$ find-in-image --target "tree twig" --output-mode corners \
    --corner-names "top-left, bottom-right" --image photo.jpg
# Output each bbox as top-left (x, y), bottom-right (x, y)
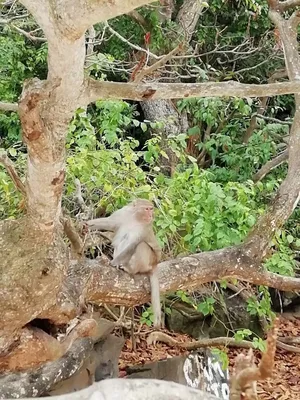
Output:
top-left (133, 43), bottom-right (185, 83)
top-left (0, 151), bottom-right (26, 195)
top-left (253, 149), bottom-right (289, 182)
top-left (0, 101), bottom-right (18, 112)
top-left (11, 23), bottom-right (47, 42)
top-left (147, 331), bottom-right (254, 350)
top-left (104, 21), bottom-right (159, 59)
top-left (61, 215), bottom-right (84, 259)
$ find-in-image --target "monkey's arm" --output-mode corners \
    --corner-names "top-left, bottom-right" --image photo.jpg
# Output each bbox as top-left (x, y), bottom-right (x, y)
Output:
top-left (112, 230), bottom-right (161, 266)
top-left (146, 231), bottom-right (162, 262)
top-left (86, 216), bottom-right (117, 232)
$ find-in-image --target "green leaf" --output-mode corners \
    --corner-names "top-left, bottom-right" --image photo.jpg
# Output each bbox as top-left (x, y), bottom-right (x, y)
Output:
top-left (8, 148), bottom-right (17, 157)
top-left (141, 122), bottom-right (147, 132)
top-left (287, 235), bottom-right (294, 244)
top-left (188, 126), bottom-right (200, 135)
top-left (160, 150), bottom-right (169, 159)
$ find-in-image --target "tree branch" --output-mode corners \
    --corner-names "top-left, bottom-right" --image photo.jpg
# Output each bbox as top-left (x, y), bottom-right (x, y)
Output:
top-left (61, 215), bottom-right (84, 259)
top-left (80, 245), bottom-right (300, 308)
top-left (56, 0), bottom-right (154, 39)
top-left (253, 149), bottom-right (289, 182)
top-left (255, 113), bottom-right (292, 125)
top-left (11, 24), bottom-right (47, 42)
top-left (0, 151), bottom-right (26, 195)
top-left (276, 0), bottom-right (300, 12)
top-left (81, 79), bottom-right (300, 106)
top-left (0, 101), bottom-right (18, 112)
top-left (147, 331), bottom-right (254, 350)
top-left (104, 21), bottom-right (159, 59)
top-left (133, 43), bottom-right (184, 83)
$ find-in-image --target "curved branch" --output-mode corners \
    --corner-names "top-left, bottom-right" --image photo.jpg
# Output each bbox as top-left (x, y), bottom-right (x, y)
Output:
top-left (81, 79), bottom-right (300, 106)
top-left (79, 247), bottom-right (300, 308)
top-left (0, 151), bottom-right (26, 195)
top-left (253, 149), bottom-right (289, 182)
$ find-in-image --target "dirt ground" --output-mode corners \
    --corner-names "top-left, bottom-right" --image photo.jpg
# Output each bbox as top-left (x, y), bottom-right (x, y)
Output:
top-left (118, 315), bottom-right (300, 399)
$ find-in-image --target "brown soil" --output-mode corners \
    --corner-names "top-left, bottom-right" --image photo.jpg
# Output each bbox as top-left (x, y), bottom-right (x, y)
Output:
top-left (118, 315), bottom-right (300, 399)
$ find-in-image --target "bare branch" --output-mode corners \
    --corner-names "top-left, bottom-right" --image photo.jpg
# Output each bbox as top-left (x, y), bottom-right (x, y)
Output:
top-left (104, 21), bottom-right (159, 59)
top-left (81, 246), bottom-right (300, 308)
top-left (253, 149), bottom-right (289, 182)
top-left (61, 215), bottom-right (84, 259)
top-left (0, 101), bottom-right (18, 112)
top-left (255, 113), bottom-right (292, 125)
top-left (127, 9), bottom-right (148, 29)
top-left (133, 43), bottom-right (184, 83)
top-left (11, 23), bottom-right (46, 42)
top-left (81, 79), bottom-right (300, 106)
top-left (0, 151), bottom-right (26, 195)
top-left (147, 331), bottom-right (254, 350)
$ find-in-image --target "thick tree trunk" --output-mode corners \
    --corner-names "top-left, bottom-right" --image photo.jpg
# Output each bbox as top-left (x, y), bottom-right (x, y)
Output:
top-left (0, 31), bottom-right (86, 353)
top-left (140, 99), bottom-right (187, 174)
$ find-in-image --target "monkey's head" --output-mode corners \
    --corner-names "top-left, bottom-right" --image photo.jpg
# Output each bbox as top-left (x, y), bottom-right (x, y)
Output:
top-left (131, 199), bottom-right (154, 224)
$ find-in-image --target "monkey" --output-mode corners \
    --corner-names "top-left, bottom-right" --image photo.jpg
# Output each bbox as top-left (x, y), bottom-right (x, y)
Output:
top-left (86, 199), bottom-right (162, 328)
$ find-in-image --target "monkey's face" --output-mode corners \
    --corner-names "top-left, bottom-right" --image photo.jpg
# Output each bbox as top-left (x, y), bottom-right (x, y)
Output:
top-left (143, 205), bottom-right (154, 223)
top-left (132, 199), bottom-right (154, 224)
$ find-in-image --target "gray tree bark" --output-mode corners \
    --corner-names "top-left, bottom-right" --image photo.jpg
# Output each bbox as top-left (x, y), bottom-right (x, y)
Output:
top-left (140, 0), bottom-right (205, 174)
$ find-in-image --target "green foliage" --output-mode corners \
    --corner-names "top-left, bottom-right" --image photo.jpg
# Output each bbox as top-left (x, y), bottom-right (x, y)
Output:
top-left (234, 328), bottom-right (266, 351)
top-left (175, 290), bottom-right (196, 306)
top-left (68, 101), bottom-right (136, 148)
top-left (197, 297), bottom-right (215, 315)
top-left (0, 32), bottom-right (47, 144)
top-left (178, 97), bottom-right (287, 182)
top-left (140, 306), bottom-right (156, 326)
top-left (247, 286), bottom-right (275, 320)
top-left (0, 147), bottom-right (25, 219)
top-left (210, 348), bottom-right (229, 370)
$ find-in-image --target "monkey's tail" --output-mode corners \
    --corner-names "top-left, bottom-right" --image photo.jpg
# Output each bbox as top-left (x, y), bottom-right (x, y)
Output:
top-left (150, 269), bottom-right (161, 329)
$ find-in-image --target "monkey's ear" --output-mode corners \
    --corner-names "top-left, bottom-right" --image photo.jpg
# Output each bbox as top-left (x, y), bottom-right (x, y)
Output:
top-left (131, 199), bottom-right (138, 207)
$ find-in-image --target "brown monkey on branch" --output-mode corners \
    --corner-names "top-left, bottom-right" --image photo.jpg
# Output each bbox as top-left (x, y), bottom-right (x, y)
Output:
top-left (86, 199), bottom-right (162, 328)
